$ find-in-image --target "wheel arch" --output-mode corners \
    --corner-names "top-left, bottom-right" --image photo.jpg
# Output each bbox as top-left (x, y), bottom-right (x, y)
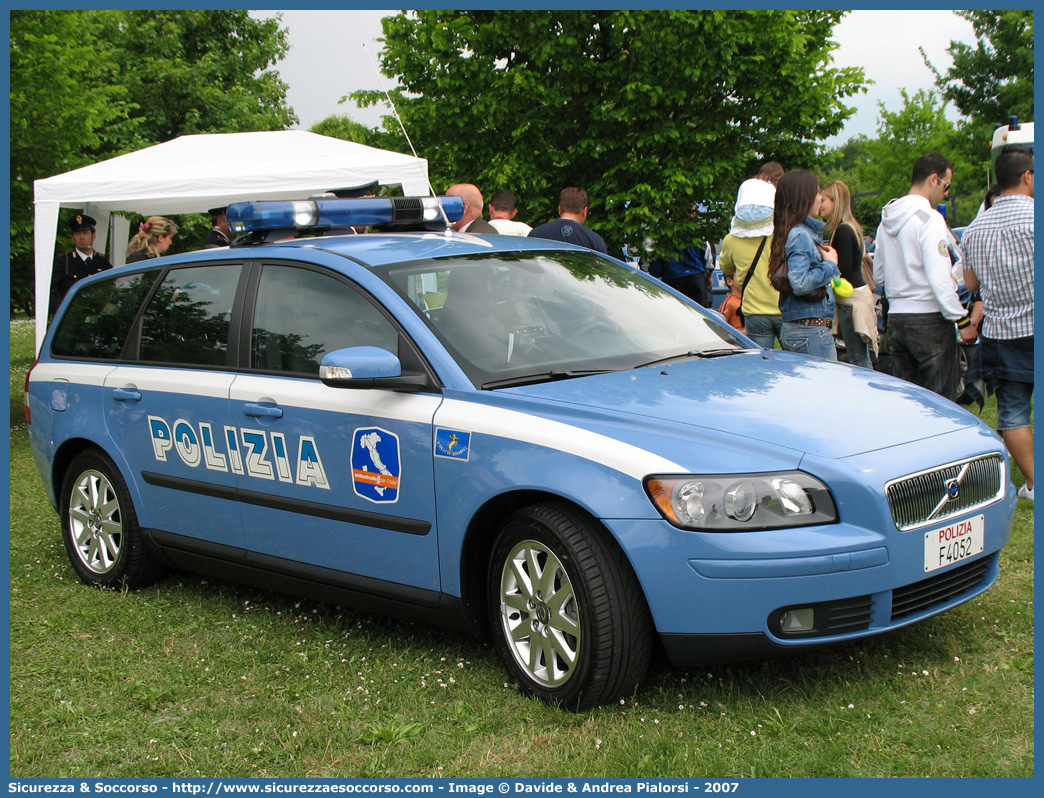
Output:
top-left (52, 437), bottom-right (139, 509)
top-left (456, 488), bottom-right (652, 639)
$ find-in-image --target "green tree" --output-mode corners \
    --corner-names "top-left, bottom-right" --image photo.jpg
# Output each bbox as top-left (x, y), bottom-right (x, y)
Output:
top-left (9, 11), bottom-right (139, 315)
top-left (352, 10), bottom-right (866, 258)
top-left (818, 135), bottom-right (883, 231)
top-left (924, 10), bottom-right (1034, 190)
top-left (823, 9), bottom-right (1033, 234)
top-left (311, 114), bottom-right (379, 146)
top-left (850, 89), bottom-right (977, 226)
top-left (9, 10), bottom-right (297, 316)
top-left (94, 10), bottom-right (297, 148)
top-left (929, 10), bottom-right (1034, 130)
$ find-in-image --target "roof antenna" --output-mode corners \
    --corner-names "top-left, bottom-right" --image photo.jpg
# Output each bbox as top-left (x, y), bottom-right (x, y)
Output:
top-left (363, 43), bottom-right (453, 235)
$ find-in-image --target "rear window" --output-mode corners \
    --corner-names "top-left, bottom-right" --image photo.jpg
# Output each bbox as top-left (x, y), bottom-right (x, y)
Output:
top-left (51, 272), bottom-right (159, 359)
top-left (139, 264), bottom-right (241, 367)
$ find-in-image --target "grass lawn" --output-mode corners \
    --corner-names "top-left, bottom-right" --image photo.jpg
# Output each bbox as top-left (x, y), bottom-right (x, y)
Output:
top-left (8, 317), bottom-right (1034, 778)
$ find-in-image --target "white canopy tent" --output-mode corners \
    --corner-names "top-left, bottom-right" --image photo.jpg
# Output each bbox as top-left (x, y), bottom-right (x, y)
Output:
top-left (32, 130), bottom-right (431, 351)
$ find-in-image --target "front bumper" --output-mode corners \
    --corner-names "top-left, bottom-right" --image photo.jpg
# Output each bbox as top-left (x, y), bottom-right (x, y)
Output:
top-left (608, 438), bottom-right (1015, 664)
top-left (657, 551), bottom-right (1000, 665)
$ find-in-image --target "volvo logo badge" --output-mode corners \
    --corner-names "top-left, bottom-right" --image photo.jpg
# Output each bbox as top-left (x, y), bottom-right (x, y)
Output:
top-left (928, 464), bottom-right (971, 521)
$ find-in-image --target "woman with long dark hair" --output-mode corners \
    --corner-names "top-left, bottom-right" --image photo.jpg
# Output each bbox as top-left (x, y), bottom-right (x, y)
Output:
top-left (768, 170), bottom-right (840, 360)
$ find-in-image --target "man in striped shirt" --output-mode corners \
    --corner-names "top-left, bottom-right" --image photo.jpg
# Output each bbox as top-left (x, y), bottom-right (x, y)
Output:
top-left (961, 144), bottom-right (1035, 501)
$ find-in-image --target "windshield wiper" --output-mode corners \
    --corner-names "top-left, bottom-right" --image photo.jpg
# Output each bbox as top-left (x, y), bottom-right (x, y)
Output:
top-left (633, 348), bottom-right (745, 370)
top-left (691, 347), bottom-right (747, 358)
top-left (481, 370), bottom-right (613, 390)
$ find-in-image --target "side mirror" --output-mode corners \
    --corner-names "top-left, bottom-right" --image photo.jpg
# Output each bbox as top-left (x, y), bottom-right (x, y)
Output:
top-left (319, 347), bottom-right (433, 391)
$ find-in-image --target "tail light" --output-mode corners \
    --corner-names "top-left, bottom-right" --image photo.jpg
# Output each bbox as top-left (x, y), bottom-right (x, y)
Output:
top-left (24, 359), bottom-right (37, 425)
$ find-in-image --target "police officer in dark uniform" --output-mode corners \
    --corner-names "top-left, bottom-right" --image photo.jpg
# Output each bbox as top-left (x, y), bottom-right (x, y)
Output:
top-left (204, 207), bottom-right (231, 248)
top-left (50, 213), bottom-right (113, 318)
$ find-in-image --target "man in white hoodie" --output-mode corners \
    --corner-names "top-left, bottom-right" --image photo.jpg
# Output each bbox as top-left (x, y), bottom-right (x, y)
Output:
top-left (874, 153), bottom-right (974, 401)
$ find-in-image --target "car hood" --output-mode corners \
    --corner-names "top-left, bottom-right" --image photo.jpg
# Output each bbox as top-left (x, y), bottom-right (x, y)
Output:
top-left (502, 350), bottom-right (980, 462)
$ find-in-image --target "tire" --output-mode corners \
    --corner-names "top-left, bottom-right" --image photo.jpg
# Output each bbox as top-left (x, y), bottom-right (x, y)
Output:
top-left (488, 503), bottom-right (653, 711)
top-left (60, 450), bottom-right (164, 589)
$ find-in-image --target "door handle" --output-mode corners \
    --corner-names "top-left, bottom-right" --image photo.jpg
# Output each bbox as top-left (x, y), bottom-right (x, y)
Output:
top-left (243, 402), bottom-right (283, 419)
top-left (112, 388), bottom-right (142, 402)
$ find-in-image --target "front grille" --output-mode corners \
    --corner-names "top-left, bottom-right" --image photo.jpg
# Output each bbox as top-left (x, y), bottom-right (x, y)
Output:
top-left (885, 454), bottom-right (1004, 530)
top-left (891, 557), bottom-right (992, 620)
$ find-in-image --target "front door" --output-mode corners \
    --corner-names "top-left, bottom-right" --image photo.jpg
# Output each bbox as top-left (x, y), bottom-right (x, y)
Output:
top-left (229, 262), bottom-right (442, 593)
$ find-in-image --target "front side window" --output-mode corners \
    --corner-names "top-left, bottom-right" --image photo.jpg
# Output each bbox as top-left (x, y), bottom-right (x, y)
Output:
top-left (52, 272), bottom-right (159, 359)
top-left (250, 264), bottom-right (401, 376)
top-left (139, 264), bottom-right (241, 366)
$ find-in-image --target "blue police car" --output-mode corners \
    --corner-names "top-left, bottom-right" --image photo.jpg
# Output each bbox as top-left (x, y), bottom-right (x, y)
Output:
top-left (27, 196), bottom-right (1015, 710)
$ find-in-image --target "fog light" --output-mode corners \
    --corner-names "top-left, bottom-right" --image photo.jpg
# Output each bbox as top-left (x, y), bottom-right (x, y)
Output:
top-left (779, 607), bottom-right (814, 633)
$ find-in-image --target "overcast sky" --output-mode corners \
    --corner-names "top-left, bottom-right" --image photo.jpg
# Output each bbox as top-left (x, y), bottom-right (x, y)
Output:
top-left (253, 9), bottom-right (977, 148)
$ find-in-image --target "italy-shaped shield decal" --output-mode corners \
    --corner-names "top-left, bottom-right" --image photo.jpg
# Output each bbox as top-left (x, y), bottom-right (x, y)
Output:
top-left (351, 427), bottom-right (401, 503)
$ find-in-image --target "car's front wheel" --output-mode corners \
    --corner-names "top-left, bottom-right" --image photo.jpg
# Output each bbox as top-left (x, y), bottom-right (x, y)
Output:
top-left (60, 449), bottom-right (164, 589)
top-left (488, 503), bottom-right (653, 710)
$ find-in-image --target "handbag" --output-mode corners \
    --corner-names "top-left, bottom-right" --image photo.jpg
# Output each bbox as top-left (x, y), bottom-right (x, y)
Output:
top-left (861, 251), bottom-right (876, 292)
top-left (770, 254), bottom-right (827, 301)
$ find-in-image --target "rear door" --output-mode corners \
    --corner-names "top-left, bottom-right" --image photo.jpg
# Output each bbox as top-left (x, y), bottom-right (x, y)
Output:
top-left (103, 262), bottom-right (245, 550)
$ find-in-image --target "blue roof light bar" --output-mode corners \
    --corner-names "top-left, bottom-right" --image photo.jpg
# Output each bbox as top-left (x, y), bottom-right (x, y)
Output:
top-left (226, 196), bottom-right (465, 234)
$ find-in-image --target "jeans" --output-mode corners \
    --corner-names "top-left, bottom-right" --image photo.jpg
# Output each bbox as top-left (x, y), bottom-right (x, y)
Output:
top-left (972, 335), bottom-right (1034, 430)
top-left (837, 303), bottom-right (873, 369)
top-left (780, 322), bottom-right (837, 361)
top-left (995, 380), bottom-right (1034, 431)
top-left (744, 314), bottom-right (783, 350)
top-left (886, 313), bottom-right (959, 401)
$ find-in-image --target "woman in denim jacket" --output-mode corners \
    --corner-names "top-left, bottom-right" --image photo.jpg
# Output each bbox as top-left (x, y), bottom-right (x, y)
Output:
top-left (768, 170), bottom-right (840, 360)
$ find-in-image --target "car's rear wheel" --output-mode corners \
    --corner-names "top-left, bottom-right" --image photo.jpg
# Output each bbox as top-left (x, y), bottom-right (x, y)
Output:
top-left (60, 450), bottom-right (164, 589)
top-left (488, 503), bottom-right (653, 710)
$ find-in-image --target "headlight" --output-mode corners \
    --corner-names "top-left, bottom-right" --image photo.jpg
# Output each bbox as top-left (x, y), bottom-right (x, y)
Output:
top-left (644, 471), bottom-right (837, 531)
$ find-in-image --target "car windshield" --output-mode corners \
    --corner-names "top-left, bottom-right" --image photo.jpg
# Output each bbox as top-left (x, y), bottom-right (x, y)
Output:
top-left (381, 250), bottom-right (751, 388)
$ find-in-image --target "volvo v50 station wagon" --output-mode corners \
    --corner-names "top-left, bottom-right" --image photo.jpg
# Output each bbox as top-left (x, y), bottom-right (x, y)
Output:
top-left (27, 196), bottom-right (1016, 710)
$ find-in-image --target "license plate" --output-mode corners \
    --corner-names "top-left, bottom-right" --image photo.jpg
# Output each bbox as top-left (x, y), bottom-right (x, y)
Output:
top-left (923, 514), bottom-right (985, 573)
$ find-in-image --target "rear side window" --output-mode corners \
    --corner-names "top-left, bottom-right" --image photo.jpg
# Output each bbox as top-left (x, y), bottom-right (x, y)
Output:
top-left (139, 264), bottom-right (242, 366)
top-left (251, 264), bottom-right (400, 376)
top-left (51, 272), bottom-right (158, 359)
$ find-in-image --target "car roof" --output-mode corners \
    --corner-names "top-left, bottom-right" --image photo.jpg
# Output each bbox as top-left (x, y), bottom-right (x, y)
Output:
top-left (146, 231), bottom-right (604, 272)
top-left (299, 230), bottom-right (599, 266)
